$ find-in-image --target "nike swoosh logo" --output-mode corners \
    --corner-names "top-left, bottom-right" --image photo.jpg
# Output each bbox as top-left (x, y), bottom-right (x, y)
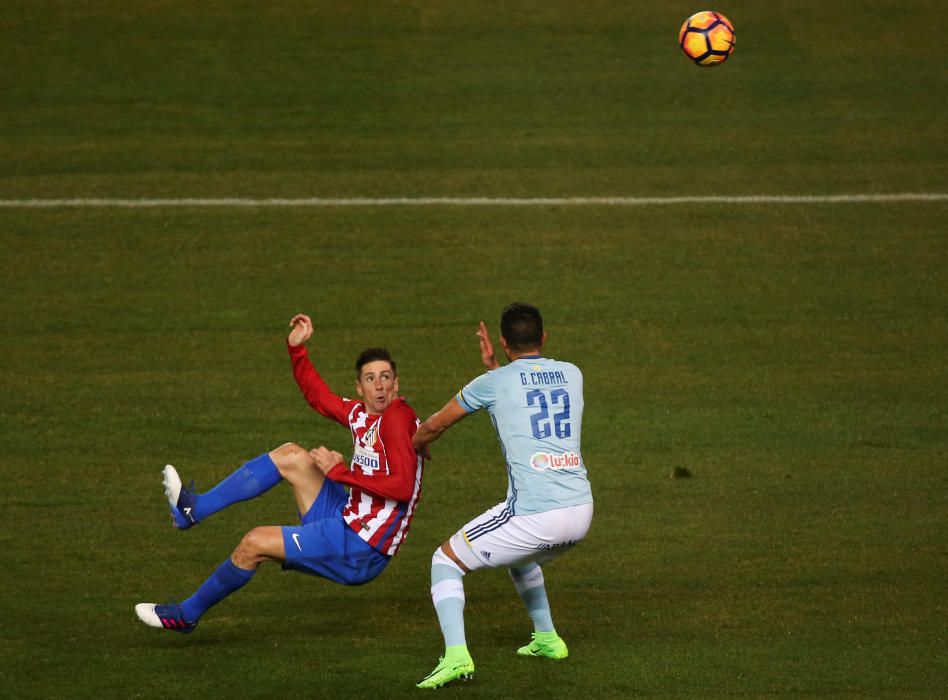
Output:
top-left (292, 533), bottom-right (302, 551)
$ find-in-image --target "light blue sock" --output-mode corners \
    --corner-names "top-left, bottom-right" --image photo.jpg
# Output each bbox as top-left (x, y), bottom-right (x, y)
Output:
top-left (430, 549), bottom-right (467, 650)
top-left (510, 563), bottom-right (555, 633)
top-left (193, 453), bottom-right (282, 521)
top-left (180, 559), bottom-right (255, 623)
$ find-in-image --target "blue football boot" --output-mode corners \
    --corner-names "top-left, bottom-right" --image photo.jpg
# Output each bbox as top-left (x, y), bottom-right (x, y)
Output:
top-left (162, 465), bottom-right (198, 529)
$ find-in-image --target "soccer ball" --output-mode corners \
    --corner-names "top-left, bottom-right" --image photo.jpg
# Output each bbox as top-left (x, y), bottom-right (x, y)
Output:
top-left (678, 11), bottom-right (735, 66)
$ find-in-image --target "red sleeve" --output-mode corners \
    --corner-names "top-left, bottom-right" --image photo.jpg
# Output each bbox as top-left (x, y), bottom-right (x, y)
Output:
top-left (288, 343), bottom-right (350, 426)
top-left (326, 401), bottom-right (419, 502)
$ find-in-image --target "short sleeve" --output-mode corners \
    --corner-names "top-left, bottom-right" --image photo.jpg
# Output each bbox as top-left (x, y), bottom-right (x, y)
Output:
top-left (456, 371), bottom-right (496, 413)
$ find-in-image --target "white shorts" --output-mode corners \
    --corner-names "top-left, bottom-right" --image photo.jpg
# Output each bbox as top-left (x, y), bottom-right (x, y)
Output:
top-left (449, 501), bottom-right (593, 572)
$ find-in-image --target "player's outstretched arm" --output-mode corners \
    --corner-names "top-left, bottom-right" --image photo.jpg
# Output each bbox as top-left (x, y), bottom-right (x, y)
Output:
top-left (477, 321), bottom-right (501, 370)
top-left (287, 313), bottom-right (349, 425)
top-left (288, 313), bottom-right (314, 347)
top-left (413, 397), bottom-right (469, 460)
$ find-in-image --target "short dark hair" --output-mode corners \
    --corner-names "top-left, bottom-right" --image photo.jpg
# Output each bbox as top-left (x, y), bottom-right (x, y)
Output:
top-left (500, 302), bottom-right (543, 351)
top-left (355, 347), bottom-right (396, 378)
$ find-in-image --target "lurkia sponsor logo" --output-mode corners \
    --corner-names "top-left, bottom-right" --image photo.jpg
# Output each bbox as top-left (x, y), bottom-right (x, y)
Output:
top-left (529, 451), bottom-right (581, 471)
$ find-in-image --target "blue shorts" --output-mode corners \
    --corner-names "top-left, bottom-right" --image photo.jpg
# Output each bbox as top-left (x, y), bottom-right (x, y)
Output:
top-left (282, 479), bottom-right (390, 586)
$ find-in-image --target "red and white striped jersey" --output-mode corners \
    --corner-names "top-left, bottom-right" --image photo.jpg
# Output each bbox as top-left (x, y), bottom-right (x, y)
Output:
top-left (289, 343), bottom-right (424, 556)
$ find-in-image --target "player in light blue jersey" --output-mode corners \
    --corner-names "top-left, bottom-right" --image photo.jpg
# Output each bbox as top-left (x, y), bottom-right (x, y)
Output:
top-left (413, 303), bottom-right (594, 689)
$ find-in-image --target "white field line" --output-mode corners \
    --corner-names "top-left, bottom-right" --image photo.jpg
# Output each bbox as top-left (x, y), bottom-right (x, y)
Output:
top-left (0, 193), bottom-right (946, 208)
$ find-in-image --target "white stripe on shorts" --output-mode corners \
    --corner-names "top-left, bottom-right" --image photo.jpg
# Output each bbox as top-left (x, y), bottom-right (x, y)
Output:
top-left (465, 506), bottom-right (511, 540)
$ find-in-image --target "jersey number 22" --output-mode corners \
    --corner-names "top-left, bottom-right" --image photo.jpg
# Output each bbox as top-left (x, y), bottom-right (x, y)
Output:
top-left (527, 388), bottom-right (571, 439)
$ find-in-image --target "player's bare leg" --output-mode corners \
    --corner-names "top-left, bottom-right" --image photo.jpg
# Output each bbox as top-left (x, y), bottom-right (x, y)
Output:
top-left (268, 442), bottom-right (326, 515)
top-left (230, 526), bottom-right (286, 569)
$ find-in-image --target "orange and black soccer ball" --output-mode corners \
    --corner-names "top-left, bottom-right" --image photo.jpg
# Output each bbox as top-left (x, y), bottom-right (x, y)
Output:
top-left (679, 11), bottom-right (735, 66)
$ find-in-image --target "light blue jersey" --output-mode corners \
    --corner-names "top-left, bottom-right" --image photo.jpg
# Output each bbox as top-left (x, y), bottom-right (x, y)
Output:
top-left (456, 355), bottom-right (593, 515)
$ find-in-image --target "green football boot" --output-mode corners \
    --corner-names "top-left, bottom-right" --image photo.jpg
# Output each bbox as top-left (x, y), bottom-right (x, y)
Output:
top-left (516, 631), bottom-right (569, 659)
top-left (417, 650), bottom-right (475, 689)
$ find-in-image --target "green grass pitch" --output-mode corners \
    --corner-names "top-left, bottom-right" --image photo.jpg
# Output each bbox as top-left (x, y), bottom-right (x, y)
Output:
top-left (1, 2), bottom-right (946, 698)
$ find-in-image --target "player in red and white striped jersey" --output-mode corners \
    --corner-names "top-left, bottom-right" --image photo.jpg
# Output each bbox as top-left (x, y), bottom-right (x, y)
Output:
top-left (135, 313), bottom-right (425, 634)
top-left (289, 324), bottom-right (424, 557)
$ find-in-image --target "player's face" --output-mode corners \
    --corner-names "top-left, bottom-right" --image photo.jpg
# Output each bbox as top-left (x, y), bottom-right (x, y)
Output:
top-left (356, 360), bottom-right (398, 415)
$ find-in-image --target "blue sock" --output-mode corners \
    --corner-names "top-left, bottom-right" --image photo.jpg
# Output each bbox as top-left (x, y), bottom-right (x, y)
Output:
top-left (193, 453), bottom-right (282, 521)
top-left (180, 559), bottom-right (255, 622)
top-left (430, 549), bottom-right (467, 650)
top-left (510, 563), bottom-right (555, 633)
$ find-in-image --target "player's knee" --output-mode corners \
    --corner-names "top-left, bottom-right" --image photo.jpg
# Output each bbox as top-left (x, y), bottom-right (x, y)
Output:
top-left (271, 442), bottom-right (303, 460)
top-left (509, 561), bottom-right (541, 581)
top-left (234, 528), bottom-right (269, 564)
top-left (232, 526), bottom-right (285, 569)
top-left (432, 546), bottom-right (466, 575)
top-left (510, 562), bottom-right (544, 591)
top-left (270, 442), bottom-right (310, 475)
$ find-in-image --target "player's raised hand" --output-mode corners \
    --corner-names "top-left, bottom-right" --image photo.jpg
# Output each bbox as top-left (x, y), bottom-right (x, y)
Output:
top-left (288, 313), bottom-right (314, 347)
top-left (477, 321), bottom-right (501, 370)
